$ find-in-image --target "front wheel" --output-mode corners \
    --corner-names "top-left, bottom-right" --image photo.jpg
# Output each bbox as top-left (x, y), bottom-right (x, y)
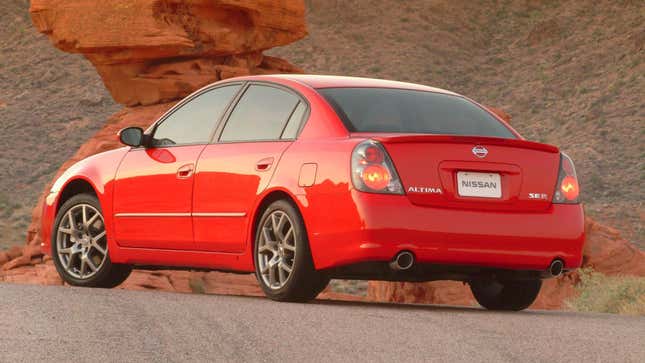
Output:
top-left (253, 200), bottom-right (329, 302)
top-left (469, 279), bottom-right (542, 311)
top-left (52, 194), bottom-right (132, 288)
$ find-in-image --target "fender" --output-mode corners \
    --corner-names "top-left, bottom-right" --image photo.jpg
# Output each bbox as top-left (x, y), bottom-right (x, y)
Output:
top-left (42, 147), bottom-right (130, 256)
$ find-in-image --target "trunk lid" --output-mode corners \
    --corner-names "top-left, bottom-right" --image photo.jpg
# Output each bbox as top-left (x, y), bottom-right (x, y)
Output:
top-left (366, 134), bottom-right (560, 212)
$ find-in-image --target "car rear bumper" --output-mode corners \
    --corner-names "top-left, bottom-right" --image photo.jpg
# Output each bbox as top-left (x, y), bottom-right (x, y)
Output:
top-left (309, 191), bottom-right (585, 274)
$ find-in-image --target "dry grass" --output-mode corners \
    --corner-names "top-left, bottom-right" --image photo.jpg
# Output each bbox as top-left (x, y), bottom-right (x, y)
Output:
top-left (567, 269), bottom-right (645, 316)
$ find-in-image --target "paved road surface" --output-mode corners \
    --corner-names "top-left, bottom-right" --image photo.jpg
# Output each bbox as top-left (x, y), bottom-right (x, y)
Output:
top-left (0, 283), bottom-right (643, 362)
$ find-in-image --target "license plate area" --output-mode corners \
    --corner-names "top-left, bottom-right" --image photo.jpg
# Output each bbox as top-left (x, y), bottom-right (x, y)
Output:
top-left (457, 171), bottom-right (501, 199)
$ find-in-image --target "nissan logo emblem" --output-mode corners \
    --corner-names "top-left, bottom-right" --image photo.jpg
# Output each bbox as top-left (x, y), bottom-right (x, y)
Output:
top-left (472, 145), bottom-right (488, 158)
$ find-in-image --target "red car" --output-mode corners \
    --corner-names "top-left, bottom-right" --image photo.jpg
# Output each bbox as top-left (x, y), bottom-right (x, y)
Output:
top-left (42, 75), bottom-right (584, 310)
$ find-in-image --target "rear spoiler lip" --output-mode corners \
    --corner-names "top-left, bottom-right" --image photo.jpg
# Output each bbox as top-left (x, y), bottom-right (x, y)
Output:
top-left (361, 133), bottom-right (560, 153)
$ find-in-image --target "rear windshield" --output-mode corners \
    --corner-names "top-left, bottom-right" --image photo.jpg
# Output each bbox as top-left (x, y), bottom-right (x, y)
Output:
top-left (318, 87), bottom-right (516, 139)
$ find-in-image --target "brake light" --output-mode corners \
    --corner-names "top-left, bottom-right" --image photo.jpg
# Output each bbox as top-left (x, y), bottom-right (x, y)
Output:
top-left (553, 153), bottom-right (580, 204)
top-left (362, 165), bottom-right (390, 190)
top-left (352, 140), bottom-right (403, 194)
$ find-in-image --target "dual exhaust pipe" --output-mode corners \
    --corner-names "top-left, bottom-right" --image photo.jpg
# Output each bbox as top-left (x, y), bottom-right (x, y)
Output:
top-left (389, 252), bottom-right (564, 278)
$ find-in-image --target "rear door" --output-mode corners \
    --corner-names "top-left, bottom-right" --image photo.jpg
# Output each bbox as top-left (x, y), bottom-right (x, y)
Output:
top-left (193, 83), bottom-right (307, 252)
top-left (113, 84), bottom-right (241, 249)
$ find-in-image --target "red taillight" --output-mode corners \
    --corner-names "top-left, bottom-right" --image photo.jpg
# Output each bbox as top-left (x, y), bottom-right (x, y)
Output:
top-left (352, 140), bottom-right (403, 194)
top-left (361, 165), bottom-right (391, 190)
top-left (560, 176), bottom-right (579, 201)
top-left (553, 153), bottom-right (580, 204)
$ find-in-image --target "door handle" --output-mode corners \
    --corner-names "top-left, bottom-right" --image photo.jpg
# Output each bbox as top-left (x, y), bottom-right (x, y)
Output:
top-left (255, 157), bottom-right (274, 172)
top-left (177, 163), bottom-right (194, 179)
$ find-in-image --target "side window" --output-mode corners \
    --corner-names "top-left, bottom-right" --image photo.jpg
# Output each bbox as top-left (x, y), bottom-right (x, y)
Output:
top-left (152, 85), bottom-right (240, 146)
top-left (281, 102), bottom-right (307, 139)
top-left (219, 85), bottom-right (300, 142)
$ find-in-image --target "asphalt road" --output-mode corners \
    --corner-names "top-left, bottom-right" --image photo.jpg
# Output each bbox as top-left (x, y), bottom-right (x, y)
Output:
top-left (0, 283), bottom-right (643, 363)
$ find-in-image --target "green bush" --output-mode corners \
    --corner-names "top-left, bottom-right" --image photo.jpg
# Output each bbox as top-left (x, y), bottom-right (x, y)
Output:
top-left (567, 268), bottom-right (645, 315)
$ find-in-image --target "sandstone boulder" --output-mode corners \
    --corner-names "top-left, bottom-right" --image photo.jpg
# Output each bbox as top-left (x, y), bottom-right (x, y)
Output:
top-left (0, 260), bottom-right (63, 286)
top-left (0, 251), bottom-right (10, 266)
top-left (30, 0), bottom-right (306, 105)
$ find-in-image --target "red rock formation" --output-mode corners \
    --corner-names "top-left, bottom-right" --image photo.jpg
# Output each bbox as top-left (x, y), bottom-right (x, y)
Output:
top-left (367, 217), bottom-right (645, 309)
top-left (0, 259), bottom-right (361, 302)
top-left (30, 0), bottom-right (306, 106)
top-left (0, 260), bottom-right (63, 286)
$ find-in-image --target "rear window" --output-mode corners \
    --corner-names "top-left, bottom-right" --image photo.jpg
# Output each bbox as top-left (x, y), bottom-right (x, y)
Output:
top-left (318, 87), bottom-right (516, 139)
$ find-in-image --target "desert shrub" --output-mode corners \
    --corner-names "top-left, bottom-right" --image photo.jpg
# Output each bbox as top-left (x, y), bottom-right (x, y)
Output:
top-left (189, 275), bottom-right (206, 294)
top-left (567, 268), bottom-right (645, 315)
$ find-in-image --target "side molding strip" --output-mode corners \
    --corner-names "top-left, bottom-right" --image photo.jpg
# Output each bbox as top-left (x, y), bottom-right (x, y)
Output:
top-left (192, 212), bottom-right (247, 217)
top-left (114, 213), bottom-right (191, 217)
top-left (114, 212), bottom-right (246, 218)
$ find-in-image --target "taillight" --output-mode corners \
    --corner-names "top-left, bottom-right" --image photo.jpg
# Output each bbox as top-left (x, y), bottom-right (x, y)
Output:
top-left (351, 140), bottom-right (403, 194)
top-left (553, 153), bottom-right (580, 204)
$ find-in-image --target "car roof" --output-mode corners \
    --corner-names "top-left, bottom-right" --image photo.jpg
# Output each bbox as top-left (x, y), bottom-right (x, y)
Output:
top-left (237, 74), bottom-right (459, 96)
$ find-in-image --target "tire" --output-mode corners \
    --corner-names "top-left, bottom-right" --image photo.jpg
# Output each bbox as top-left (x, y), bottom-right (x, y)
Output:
top-left (52, 193), bottom-right (132, 288)
top-left (253, 200), bottom-right (330, 302)
top-left (469, 279), bottom-right (542, 311)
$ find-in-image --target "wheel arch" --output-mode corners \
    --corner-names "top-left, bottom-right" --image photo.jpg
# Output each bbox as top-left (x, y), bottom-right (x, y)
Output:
top-left (249, 188), bottom-right (308, 265)
top-left (56, 177), bottom-right (99, 214)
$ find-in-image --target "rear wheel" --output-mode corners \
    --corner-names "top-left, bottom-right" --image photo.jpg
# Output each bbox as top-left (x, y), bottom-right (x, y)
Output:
top-left (254, 200), bottom-right (329, 302)
top-left (52, 194), bottom-right (132, 288)
top-left (469, 279), bottom-right (542, 311)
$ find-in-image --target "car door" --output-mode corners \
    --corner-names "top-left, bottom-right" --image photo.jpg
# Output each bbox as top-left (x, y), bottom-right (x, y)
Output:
top-left (113, 84), bottom-right (242, 250)
top-left (193, 83), bottom-right (308, 252)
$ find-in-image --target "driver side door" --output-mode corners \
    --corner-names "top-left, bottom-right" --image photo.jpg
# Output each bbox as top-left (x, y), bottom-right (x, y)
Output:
top-left (112, 84), bottom-right (242, 250)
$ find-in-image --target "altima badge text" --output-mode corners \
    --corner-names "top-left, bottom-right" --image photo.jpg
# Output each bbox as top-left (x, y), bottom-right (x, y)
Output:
top-left (408, 186), bottom-right (443, 194)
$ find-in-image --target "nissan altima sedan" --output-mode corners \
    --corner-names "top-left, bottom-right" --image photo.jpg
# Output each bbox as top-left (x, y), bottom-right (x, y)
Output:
top-left (42, 75), bottom-right (584, 310)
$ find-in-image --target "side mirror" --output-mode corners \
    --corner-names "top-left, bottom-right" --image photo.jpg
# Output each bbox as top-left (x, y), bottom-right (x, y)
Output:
top-left (118, 127), bottom-right (144, 147)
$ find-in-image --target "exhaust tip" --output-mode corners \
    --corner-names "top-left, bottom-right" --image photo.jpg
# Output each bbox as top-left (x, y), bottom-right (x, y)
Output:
top-left (549, 259), bottom-right (564, 277)
top-left (390, 251), bottom-right (415, 271)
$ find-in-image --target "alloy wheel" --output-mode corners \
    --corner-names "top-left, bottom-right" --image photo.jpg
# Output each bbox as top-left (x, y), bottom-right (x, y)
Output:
top-left (257, 210), bottom-right (297, 289)
top-left (56, 203), bottom-right (108, 280)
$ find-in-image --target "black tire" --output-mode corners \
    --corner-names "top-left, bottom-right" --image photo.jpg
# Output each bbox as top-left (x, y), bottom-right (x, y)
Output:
top-left (253, 200), bottom-right (330, 302)
top-left (469, 279), bottom-right (542, 311)
top-left (52, 193), bottom-right (132, 288)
